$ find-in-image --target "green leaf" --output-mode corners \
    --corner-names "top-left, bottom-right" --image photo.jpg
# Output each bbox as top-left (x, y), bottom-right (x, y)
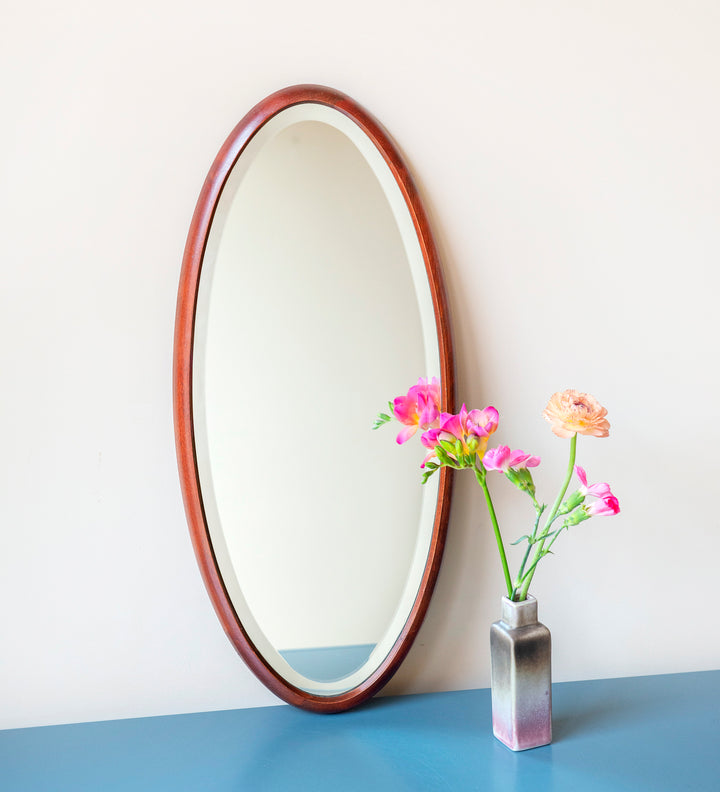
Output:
top-left (511, 535), bottom-right (531, 546)
top-left (372, 412), bottom-right (392, 430)
top-left (421, 467), bottom-right (439, 484)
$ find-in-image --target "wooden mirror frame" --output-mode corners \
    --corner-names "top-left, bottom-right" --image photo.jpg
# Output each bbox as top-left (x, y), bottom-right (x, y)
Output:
top-left (173, 85), bottom-right (455, 712)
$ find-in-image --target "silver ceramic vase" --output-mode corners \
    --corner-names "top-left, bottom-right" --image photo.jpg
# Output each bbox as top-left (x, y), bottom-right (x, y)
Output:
top-left (490, 595), bottom-right (552, 751)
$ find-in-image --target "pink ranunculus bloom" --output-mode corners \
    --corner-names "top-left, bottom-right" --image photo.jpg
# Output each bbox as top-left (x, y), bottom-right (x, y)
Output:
top-left (586, 494), bottom-right (621, 516)
top-left (574, 465), bottom-right (613, 499)
top-left (393, 377), bottom-right (442, 445)
top-left (420, 404), bottom-right (499, 466)
top-left (483, 445), bottom-right (541, 472)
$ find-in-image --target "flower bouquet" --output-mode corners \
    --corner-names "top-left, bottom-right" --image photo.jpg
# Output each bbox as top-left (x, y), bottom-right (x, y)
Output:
top-left (375, 380), bottom-right (620, 750)
top-left (375, 381), bottom-right (620, 601)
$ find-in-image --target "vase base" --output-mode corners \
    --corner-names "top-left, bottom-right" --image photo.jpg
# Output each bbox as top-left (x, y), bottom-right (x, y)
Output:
top-left (492, 721), bottom-right (552, 751)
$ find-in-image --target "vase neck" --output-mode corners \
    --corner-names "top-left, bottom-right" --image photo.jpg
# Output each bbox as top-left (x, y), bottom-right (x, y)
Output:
top-left (501, 596), bottom-right (538, 628)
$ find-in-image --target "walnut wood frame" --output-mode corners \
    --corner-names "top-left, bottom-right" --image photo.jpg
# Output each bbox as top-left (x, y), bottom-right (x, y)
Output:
top-left (173, 85), bottom-right (455, 712)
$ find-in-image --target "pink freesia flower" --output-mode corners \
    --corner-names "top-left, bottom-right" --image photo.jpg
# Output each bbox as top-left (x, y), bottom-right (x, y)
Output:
top-left (483, 446), bottom-right (541, 472)
top-left (587, 495), bottom-right (621, 516)
top-left (420, 404), bottom-right (499, 466)
top-left (574, 465), bottom-right (613, 499)
top-left (393, 377), bottom-right (441, 445)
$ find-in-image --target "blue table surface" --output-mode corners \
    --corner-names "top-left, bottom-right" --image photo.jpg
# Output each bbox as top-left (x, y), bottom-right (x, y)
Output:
top-left (1, 670), bottom-right (718, 791)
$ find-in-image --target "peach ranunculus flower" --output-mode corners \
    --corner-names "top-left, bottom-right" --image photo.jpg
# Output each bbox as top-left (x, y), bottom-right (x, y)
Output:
top-left (543, 389), bottom-right (610, 438)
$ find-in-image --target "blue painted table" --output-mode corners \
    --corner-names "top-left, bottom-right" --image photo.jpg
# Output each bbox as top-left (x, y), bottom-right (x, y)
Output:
top-left (2, 671), bottom-right (718, 791)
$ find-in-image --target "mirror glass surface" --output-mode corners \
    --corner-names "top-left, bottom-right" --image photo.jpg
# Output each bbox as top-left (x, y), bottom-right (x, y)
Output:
top-left (181, 91), bottom-right (451, 706)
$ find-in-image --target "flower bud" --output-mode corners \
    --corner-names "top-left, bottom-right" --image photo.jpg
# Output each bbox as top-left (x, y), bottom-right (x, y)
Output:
top-left (563, 507), bottom-right (592, 527)
top-left (505, 467), bottom-right (537, 497)
top-left (558, 490), bottom-right (585, 515)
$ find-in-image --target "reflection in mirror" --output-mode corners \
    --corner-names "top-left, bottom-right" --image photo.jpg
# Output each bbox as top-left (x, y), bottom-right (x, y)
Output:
top-left (175, 86), bottom-right (453, 711)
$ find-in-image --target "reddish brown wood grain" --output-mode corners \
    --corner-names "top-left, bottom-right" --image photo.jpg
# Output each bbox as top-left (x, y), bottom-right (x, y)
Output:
top-left (173, 85), bottom-right (455, 712)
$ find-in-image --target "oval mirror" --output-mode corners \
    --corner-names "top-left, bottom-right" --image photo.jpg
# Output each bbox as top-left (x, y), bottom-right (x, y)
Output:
top-left (174, 85), bottom-right (454, 712)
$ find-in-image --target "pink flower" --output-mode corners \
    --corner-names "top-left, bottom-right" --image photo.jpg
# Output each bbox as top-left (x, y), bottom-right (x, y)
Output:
top-left (483, 446), bottom-right (541, 472)
top-left (574, 466), bottom-right (620, 517)
top-left (393, 377), bottom-right (441, 444)
top-left (420, 404), bottom-right (499, 466)
top-left (439, 404), bottom-right (499, 445)
top-left (587, 495), bottom-right (621, 516)
top-left (574, 465), bottom-right (613, 498)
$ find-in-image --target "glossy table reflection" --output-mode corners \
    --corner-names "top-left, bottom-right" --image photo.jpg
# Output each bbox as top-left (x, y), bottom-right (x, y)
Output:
top-left (2, 671), bottom-right (718, 791)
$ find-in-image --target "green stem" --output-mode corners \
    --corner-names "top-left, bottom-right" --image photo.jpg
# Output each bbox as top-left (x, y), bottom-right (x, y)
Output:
top-left (515, 523), bottom-right (569, 591)
top-left (475, 465), bottom-right (513, 599)
top-left (542, 524), bottom-right (566, 555)
top-left (512, 505), bottom-right (544, 599)
top-left (518, 433), bottom-right (577, 600)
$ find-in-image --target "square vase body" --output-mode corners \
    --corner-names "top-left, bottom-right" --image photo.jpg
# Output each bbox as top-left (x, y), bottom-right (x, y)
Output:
top-left (490, 596), bottom-right (552, 751)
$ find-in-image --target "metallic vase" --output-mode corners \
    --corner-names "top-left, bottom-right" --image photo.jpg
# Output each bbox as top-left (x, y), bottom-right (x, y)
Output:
top-left (490, 595), bottom-right (552, 751)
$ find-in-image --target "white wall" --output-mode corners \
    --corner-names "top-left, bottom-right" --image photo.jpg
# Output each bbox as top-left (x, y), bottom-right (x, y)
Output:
top-left (2, 1), bottom-right (719, 729)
